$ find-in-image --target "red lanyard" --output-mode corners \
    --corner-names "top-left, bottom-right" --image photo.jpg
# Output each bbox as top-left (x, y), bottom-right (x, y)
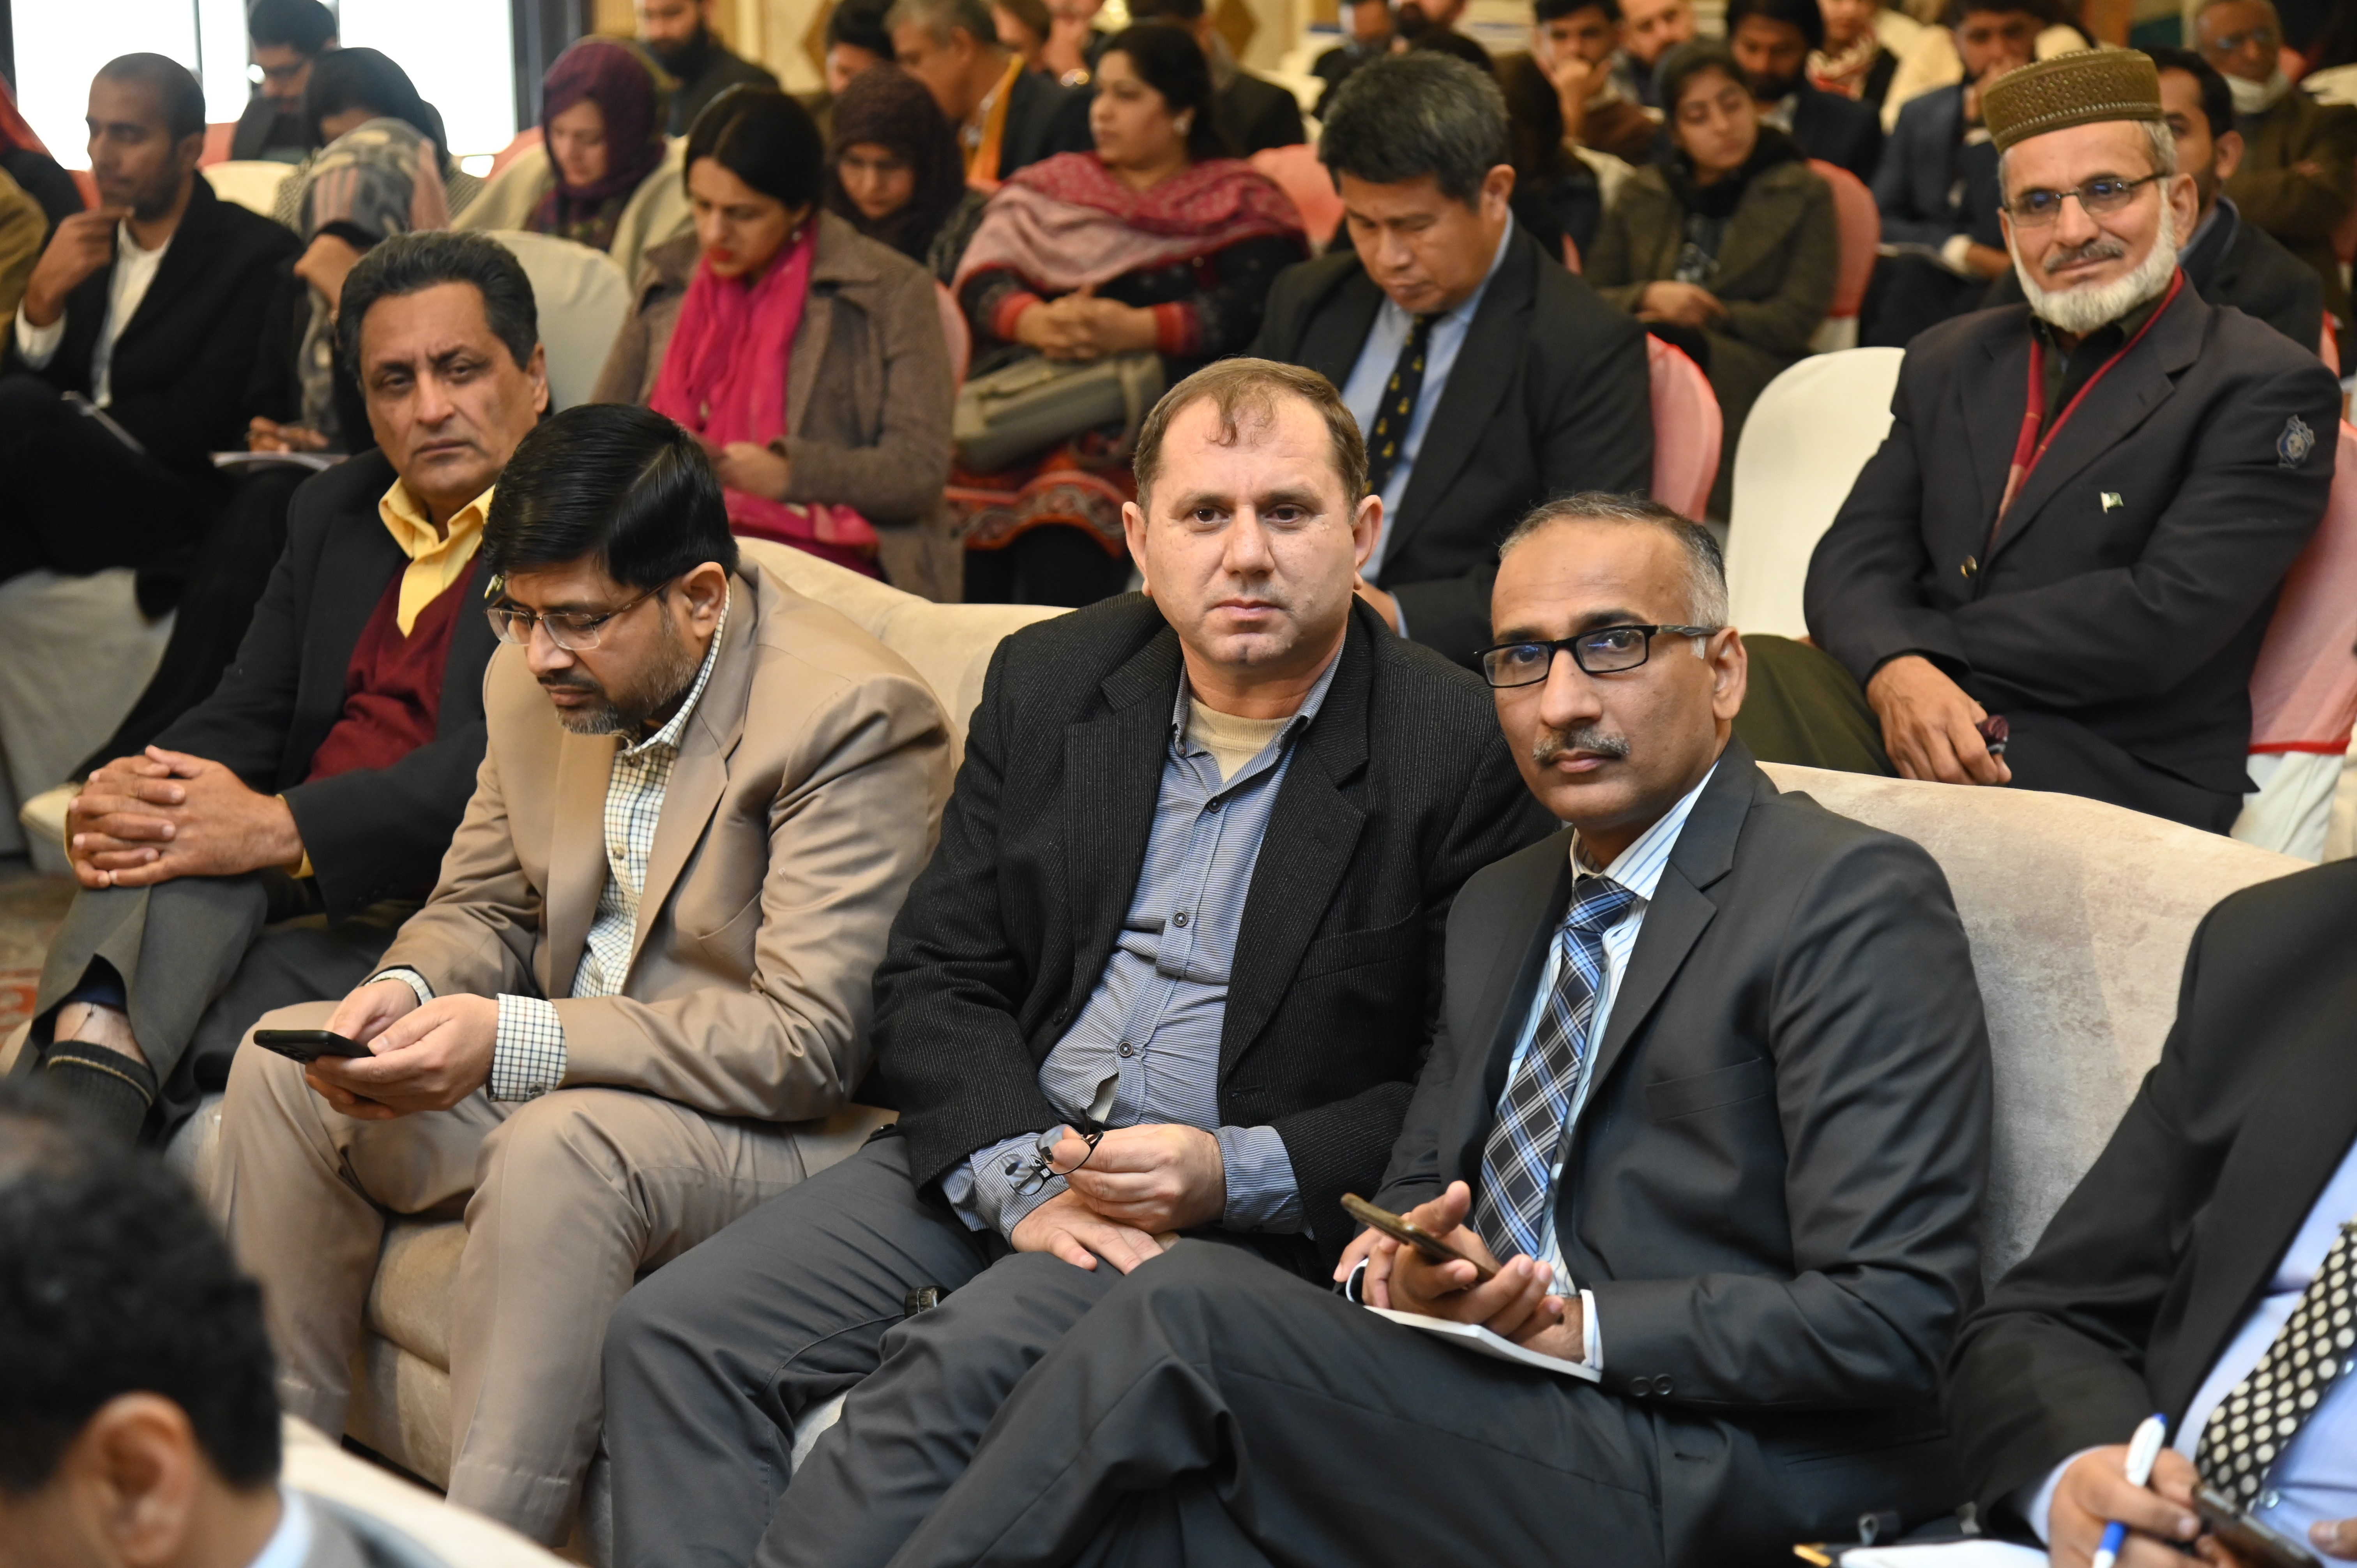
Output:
top-left (1991, 269), bottom-right (2183, 543)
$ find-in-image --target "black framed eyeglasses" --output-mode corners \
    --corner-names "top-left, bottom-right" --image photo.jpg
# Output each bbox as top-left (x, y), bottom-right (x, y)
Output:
top-left (1011, 1123), bottom-right (1106, 1197)
top-left (1476, 624), bottom-right (1721, 689)
top-left (2005, 172), bottom-right (2165, 228)
top-left (485, 581), bottom-right (668, 652)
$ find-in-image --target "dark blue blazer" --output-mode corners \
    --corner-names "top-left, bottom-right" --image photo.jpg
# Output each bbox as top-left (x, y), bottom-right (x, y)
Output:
top-left (1871, 84), bottom-right (2005, 251)
top-left (1789, 81), bottom-right (1883, 184)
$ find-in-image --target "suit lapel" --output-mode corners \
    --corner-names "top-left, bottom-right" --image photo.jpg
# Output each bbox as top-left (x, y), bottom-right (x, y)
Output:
top-left (1298, 265), bottom-right (1386, 392)
top-left (1959, 318), bottom-right (2030, 540)
top-left (1441, 836), bottom-right (1574, 1184)
top-left (1219, 615), bottom-right (1374, 1075)
top-left (1990, 286), bottom-right (2203, 563)
top-left (2161, 987), bottom-right (2357, 1414)
top-left (633, 572), bottom-right (760, 966)
top-left (115, 180), bottom-right (219, 353)
top-left (1063, 628), bottom-right (1183, 1008)
top-left (1579, 745), bottom-right (1755, 1099)
top-left (1387, 234), bottom-right (1532, 559)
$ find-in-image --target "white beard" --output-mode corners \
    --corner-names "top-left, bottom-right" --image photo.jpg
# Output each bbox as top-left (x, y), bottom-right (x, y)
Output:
top-left (2228, 68), bottom-right (2290, 116)
top-left (2014, 202), bottom-right (2181, 336)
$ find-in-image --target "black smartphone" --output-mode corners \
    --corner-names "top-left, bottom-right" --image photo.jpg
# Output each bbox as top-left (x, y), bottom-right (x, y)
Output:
top-left (1341, 1193), bottom-right (1500, 1283)
top-left (2196, 1486), bottom-right (2322, 1568)
top-left (252, 1028), bottom-right (371, 1065)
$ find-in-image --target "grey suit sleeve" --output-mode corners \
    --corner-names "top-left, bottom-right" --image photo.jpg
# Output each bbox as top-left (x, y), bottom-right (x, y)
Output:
top-left (1585, 833), bottom-right (1992, 1410)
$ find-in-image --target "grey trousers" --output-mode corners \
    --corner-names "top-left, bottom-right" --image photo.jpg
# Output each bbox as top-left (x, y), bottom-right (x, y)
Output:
top-left (882, 1242), bottom-right (1961, 1568)
top-left (24, 871), bottom-right (404, 1135)
top-left (599, 1136), bottom-right (1316, 1568)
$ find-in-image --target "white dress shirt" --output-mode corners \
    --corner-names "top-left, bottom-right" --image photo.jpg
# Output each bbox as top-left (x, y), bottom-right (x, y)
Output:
top-left (1338, 216), bottom-right (1516, 575)
top-left (1486, 762), bottom-right (1717, 1370)
top-left (2022, 1132), bottom-right (2357, 1544)
top-left (12, 219), bottom-right (172, 408)
top-left (378, 591), bottom-right (731, 1102)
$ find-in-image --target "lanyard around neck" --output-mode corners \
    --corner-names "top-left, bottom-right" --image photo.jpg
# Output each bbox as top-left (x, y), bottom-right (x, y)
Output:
top-left (1991, 268), bottom-right (2184, 545)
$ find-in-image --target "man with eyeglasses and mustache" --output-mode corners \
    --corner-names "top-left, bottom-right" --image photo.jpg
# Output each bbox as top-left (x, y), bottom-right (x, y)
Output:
top-left (1743, 48), bottom-right (2339, 834)
top-left (210, 399), bottom-right (951, 1546)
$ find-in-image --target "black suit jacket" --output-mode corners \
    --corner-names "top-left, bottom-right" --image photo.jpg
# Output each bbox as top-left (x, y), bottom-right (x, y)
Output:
top-left (1250, 226), bottom-right (1654, 667)
top-left (155, 451), bottom-right (498, 922)
top-left (1789, 81), bottom-right (1882, 184)
top-left (870, 595), bottom-right (1554, 1257)
top-left (1214, 69), bottom-right (1305, 156)
top-left (1804, 290), bottom-right (2340, 816)
top-left (1945, 861), bottom-right (2357, 1520)
top-left (996, 69), bottom-right (1097, 183)
top-left (0, 177), bottom-right (298, 478)
top-left (1872, 84), bottom-right (2003, 251)
top-left (1375, 744), bottom-right (1994, 1553)
top-left (1987, 198), bottom-right (2326, 357)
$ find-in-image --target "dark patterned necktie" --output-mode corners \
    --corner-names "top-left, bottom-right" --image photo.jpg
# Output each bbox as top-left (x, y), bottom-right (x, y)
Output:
top-left (1361, 313), bottom-right (1437, 500)
top-left (1470, 878), bottom-right (1636, 1265)
top-left (2196, 1218), bottom-right (2357, 1503)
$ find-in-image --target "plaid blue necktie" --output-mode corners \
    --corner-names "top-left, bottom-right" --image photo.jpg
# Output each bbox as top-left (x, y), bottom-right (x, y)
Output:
top-left (1470, 877), bottom-right (1637, 1266)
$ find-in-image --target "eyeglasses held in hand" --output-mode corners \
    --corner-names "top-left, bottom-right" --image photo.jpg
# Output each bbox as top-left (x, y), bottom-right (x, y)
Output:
top-left (1475, 624), bottom-right (1721, 688)
top-left (2004, 172), bottom-right (2164, 228)
top-left (1011, 1123), bottom-right (1106, 1197)
top-left (484, 582), bottom-right (667, 652)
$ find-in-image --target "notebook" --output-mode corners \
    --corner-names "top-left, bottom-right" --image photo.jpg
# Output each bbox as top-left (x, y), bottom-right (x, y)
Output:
top-left (1364, 1306), bottom-right (1602, 1381)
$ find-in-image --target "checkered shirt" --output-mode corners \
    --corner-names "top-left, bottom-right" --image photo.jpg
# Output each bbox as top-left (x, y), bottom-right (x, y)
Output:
top-left (376, 593), bottom-right (729, 1102)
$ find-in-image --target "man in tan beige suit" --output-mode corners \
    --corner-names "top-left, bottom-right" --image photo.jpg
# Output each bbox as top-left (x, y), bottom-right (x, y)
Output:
top-left (211, 403), bottom-right (952, 1545)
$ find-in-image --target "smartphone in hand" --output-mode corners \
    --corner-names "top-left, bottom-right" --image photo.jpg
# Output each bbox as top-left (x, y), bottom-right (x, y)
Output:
top-left (253, 1028), bottom-right (371, 1065)
top-left (2196, 1487), bottom-right (2322, 1568)
top-left (1341, 1193), bottom-right (1500, 1284)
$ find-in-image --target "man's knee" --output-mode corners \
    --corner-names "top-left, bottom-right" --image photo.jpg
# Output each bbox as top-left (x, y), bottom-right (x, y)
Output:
top-left (220, 1002), bottom-right (340, 1114)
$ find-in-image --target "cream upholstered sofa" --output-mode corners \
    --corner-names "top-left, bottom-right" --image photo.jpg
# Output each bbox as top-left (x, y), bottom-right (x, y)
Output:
top-left (75, 543), bottom-right (2301, 1557)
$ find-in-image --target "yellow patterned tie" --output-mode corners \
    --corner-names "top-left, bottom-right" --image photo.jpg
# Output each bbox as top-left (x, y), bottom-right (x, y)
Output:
top-left (1362, 313), bottom-right (1437, 500)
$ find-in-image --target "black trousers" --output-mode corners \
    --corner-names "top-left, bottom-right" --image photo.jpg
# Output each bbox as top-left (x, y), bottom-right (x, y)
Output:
top-left (23, 872), bottom-right (407, 1140)
top-left (599, 1136), bottom-right (1315, 1568)
top-left (0, 373), bottom-right (211, 584)
top-left (1737, 634), bottom-right (2243, 832)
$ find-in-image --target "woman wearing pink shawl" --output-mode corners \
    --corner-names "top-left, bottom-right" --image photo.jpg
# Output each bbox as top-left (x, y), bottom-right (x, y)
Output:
top-left (594, 88), bottom-right (962, 597)
top-left (951, 25), bottom-right (1306, 606)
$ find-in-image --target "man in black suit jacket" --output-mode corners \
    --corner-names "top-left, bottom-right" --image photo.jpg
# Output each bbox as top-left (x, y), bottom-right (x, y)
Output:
top-left (890, 0), bottom-right (1094, 184)
top-left (1990, 46), bottom-right (2326, 356)
top-left (1251, 51), bottom-right (1653, 669)
top-left (15, 233), bottom-right (547, 1144)
top-left (1754, 49), bottom-right (2341, 831)
top-left (1728, 0), bottom-right (1882, 181)
top-left (0, 55), bottom-right (299, 585)
top-left (875, 493), bottom-right (1993, 1568)
top-left (1945, 862), bottom-right (2357, 1567)
top-left (597, 360), bottom-right (1552, 1568)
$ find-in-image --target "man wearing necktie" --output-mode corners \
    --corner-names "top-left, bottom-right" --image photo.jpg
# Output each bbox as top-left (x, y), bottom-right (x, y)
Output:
top-left (1251, 51), bottom-right (1654, 669)
top-left (877, 491), bottom-right (1996, 1568)
top-left (1946, 858), bottom-right (2357, 1568)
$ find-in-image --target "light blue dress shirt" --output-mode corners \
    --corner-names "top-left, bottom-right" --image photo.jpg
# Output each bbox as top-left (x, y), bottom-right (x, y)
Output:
top-left (1485, 762), bottom-right (1716, 1370)
top-left (2024, 1131), bottom-right (2357, 1545)
top-left (1339, 217), bottom-right (1517, 578)
top-left (943, 653), bottom-right (1344, 1242)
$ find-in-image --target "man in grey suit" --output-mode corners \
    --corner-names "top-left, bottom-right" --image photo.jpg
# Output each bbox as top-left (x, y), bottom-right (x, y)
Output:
top-left (0, 1083), bottom-right (474, 1568)
top-left (875, 493), bottom-right (1995, 1568)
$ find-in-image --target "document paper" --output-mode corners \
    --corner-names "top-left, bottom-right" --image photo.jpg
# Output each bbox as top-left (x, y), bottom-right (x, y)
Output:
top-left (1364, 1306), bottom-right (1602, 1381)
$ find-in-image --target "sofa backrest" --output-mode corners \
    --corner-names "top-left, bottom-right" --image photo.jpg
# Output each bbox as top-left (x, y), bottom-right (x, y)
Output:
top-left (1760, 764), bottom-right (2300, 1282)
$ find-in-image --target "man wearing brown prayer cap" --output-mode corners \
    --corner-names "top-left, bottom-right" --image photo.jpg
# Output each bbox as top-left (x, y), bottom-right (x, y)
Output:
top-left (1740, 46), bottom-right (2342, 832)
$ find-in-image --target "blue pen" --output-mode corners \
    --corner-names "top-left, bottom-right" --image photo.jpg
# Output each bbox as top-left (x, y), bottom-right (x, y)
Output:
top-left (2090, 1414), bottom-right (2170, 1568)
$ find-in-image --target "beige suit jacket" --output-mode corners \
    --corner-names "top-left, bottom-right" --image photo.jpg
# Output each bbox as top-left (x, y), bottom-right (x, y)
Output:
top-left (377, 559), bottom-right (951, 1122)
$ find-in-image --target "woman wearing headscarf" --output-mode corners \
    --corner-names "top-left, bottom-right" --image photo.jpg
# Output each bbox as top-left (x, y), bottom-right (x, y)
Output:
top-left (949, 24), bottom-right (1306, 606)
top-left (591, 88), bottom-right (963, 599)
top-left (459, 37), bottom-right (693, 283)
top-left (823, 65), bottom-right (987, 281)
top-left (1584, 39), bottom-right (1837, 513)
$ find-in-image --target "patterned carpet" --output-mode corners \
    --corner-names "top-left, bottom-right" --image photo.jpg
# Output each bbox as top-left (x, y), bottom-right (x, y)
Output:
top-left (0, 857), bottom-right (73, 1033)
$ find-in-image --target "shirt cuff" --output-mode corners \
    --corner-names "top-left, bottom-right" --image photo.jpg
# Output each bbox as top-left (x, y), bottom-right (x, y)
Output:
top-left (1580, 1287), bottom-right (1601, 1368)
top-left (489, 994), bottom-right (565, 1102)
top-left (13, 303), bottom-right (62, 368)
top-left (2018, 1448), bottom-right (2102, 1545)
top-left (1215, 1124), bottom-right (1304, 1233)
top-left (992, 290), bottom-right (1045, 343)
top-left (371, 967), bottom-right (436, 1009)
top-left (1939, 232), bottom-right (1977, 277)
top-left (1150, 300), bottom-right (1200, 358)
top-left (945, 1128), bottom-right (1066, 1239)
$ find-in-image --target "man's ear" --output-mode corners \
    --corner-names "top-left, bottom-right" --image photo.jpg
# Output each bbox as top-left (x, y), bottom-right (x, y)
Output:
top-left (1122, 500), bottom-right (1152, 596)
top-left (2215, 126), bottom-right (2245, 182)
top-left (527, 343), bottom-right (551, 415)
top-left (77, 1393), bottom-right (205, 1567)
top-left (1352, 492), bottom-right (1382, 571)
top-left (1708, 625), bottom-right (1747, 723)
top-left (681, 560), bottom-right (731, 623)
top-left (174, 131), bottom-right (205, 180)
top-left (1481, 162), bottom-right (1518, 219)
